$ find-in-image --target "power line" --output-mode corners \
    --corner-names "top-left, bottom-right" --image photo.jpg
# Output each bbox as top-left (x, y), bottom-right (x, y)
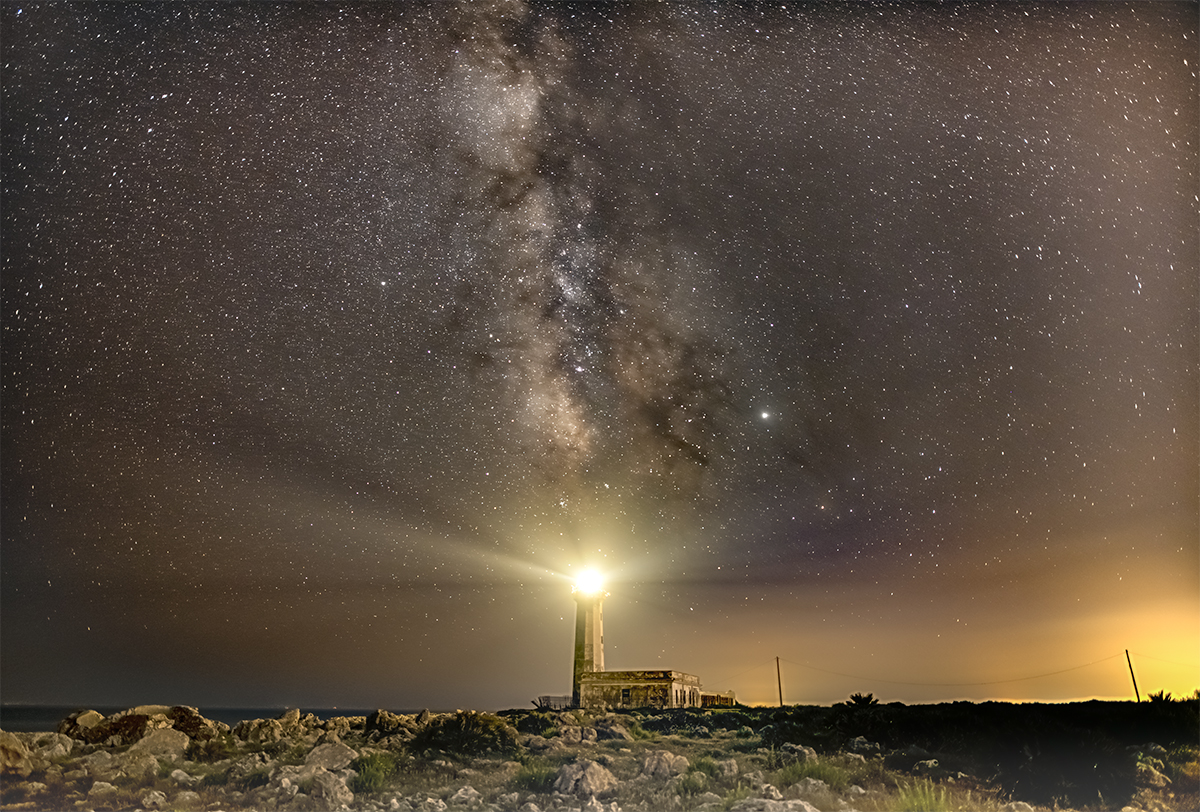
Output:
top-left (1130, 651), bottom-right (1198, 670)
top-left (774, 653), bottom-right (1125, 687)
top-left (706, 658), bottom-right (779, 690)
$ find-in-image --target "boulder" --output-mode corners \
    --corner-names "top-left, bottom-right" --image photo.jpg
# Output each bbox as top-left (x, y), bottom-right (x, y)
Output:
top-left (1135, 762), bottom-right (1172, 788)
top-left (142, 789), bottom-right (169, 809)
top-left (57, 709), bottom-right (106, 741)
top-left (170, 768), bottom-right (197, 786)
top-left (234, 717), bottom-right (285, 744)
top-left (91, 708), bottom-right (175, 746)
top-left (596, 724), bottom-right (633, 741)
top-left (174, 790), bottom-right (202, 806)
top-left (716, 758), bottom-right (739, 779)
top-left (1000, 803), bottom-right (1035, 812)
top-left (0, 731), bottom-right (34, 777)
top-left (785, 778), bottom-right (832, 805)
top-left (118, 749), bottom-right (160, 781)
top-left (88, 781), bottom-right (119, 799)
top-left (30, 731), bottom-right (75, 759)
top-left (308, 769), bottom-right (355, 808)
top-left (129, 727), bottom-right (191, 760)
top-left (366, 709), bottom-right (416, 738)
top-left (728, 800), bottom-right (821, 812)
top-left (306, 740), bottom-right (358, 770)
top-left (780, 743), bottom-right (817, 763)
top-left (641, 749), bottom-right (689, 778)
top-left (79, 750), bottom-right (121, 782)
top-left (449, 784), bottom-right (482, 805)
top-left (848, 735), bottom-right (881, 756)
top-left (168, 705), bottom-right (224, 740)
top-left (553, 759), bottom-right (619, 797)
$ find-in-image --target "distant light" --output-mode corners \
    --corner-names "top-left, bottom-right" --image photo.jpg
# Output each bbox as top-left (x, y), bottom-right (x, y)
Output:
top-left (761, 412), bottom-right (770, 419)
top-left (574, 569), bottom-right (604, 595)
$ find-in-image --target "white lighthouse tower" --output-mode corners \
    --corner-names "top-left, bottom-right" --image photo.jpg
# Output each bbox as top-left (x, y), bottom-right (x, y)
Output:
top-left (571, 570), bottom-right (606, 707)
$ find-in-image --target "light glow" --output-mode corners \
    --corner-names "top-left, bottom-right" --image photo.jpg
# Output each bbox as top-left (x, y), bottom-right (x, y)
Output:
top-left (574, 569), bottom-right (605, 595)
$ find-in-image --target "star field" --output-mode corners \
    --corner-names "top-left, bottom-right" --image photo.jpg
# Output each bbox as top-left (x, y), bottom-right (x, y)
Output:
top-left (2, 1), bottom-right (1196, 708)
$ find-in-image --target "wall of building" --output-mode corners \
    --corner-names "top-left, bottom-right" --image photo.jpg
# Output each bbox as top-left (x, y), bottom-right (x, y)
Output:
top-left (578, 670), bottom-right (703, 709)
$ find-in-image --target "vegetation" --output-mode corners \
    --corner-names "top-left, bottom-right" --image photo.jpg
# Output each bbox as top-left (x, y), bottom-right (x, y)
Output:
top-left (410, 710), bottom-right (520, 758)
top-left (893, 777), bottom-right (952, 812)
top-left (511, 756), bottom-right (557, 792)
top-left (348, 751), bottom-right (401, 794)
top-left (773, 758), bottom-right (852, 791)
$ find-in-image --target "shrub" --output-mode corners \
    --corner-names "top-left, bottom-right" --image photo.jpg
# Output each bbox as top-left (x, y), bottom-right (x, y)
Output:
top-left (676, 771), bottom-right (709, 796)
top-left (410, 710), bottom-right (520, 758)
top-left (186, 734), bottom-right (238, 762)
top-left (512, 757), bottom-right (557, 792)
top-left (349, 752), bottom-right (401, 794)
top-left (690, 757), bottom-right (720, 780)
top-left (626, 718), bottom-right (652, 740)
top-left (893, 778), bottom-right (951, 812)
top-left (722, 784), bottom-right (754, 810)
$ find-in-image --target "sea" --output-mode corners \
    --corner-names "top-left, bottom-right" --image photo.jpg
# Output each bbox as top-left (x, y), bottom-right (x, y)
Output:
top-left (0, 706), bottom-right (441, 733)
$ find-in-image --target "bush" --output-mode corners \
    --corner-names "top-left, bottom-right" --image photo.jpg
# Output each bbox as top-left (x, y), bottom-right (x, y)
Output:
top-left (349, 752), bottom-right (401, 794)
top-left (690, 757), bottom-right (720, 780)
top-left (186, 734), bottom-right (238, 762)
top-left (893, 778), bottom-right (951, 812)
top-left (410, 711), bottom-right (520, 758)
top-left (512, 757), bottom-right (557, 792)
top-left (676, 771), bottom-right (709, 796)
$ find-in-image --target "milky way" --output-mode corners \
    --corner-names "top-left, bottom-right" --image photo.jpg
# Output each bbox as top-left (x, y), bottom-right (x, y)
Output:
top-left (2, 1), bottom-right (1196, 708)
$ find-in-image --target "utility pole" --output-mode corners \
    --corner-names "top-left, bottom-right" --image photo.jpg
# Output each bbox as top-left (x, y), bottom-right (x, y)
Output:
top-left (1125, 649), bottom-right (1140, 702)
top-left (776, 656), bottom-right (783, 706)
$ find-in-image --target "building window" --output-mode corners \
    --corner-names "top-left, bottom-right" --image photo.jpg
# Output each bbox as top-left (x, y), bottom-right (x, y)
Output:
top-left (621, 688), bottom-right (630, 705)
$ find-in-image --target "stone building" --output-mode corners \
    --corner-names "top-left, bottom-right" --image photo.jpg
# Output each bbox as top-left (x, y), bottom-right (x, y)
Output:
top-left (567, 577), bottom-right (734, 709)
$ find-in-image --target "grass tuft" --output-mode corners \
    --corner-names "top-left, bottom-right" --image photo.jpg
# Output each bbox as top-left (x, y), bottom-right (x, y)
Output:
top-left (773, 759), bottom-right (851, 791)
top-left (892, 777), bottom-right (951, 812)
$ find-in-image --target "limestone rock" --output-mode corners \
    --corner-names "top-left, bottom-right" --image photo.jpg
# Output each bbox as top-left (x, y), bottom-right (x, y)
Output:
top-left (56, 709), bottom-right (106, 741)
top-left (0, 731), bottom-right (34, 777)
top-left (597, 724), bottom-right (633, 741)
top-left (91, 707), bottom-right (175, 746)
top-left (168, 705), bottom-right (225, 740)
top-left (848, 735), bottom-right (881, 756)
top-left (170, 768), bottom-right (197, 786)
top-left (118, 749), bottom-right (160, 781)
top-left (367, 709), bottom-right (416, 737)
top-left (695, 791), bottom-right (724, 810)
top-left (450, 784), bottom-right (482, 805)
top-left (554, 759), bottom-right (619, 797)
top-left (174, 789), bottom-right (202, 806)
top-left (306, 740), bottom-right (358, 770)
top-left (780, 743), bottom-right (817, 763)
top-left (142, 789), bottom-right (169, 809)
top-left (785, 777), bottom-right (832, 805)
top-left (307, 767), bottom-right (355, 808)
top-left (728, 800), bottom-right (821, 812)
top-left (641, 749), bottom-right (689, 778)
top-left (234, 716), bottom-right (285, 744)
top-left (129, 727), bottom-right (190, 760)
top-left (29, 731), bottom-right (74, 759)
top-left (716, 758), bottom-right (739, 779)
top-left (1136, 762), bottom-right (1172, 788)
top-left (88, 780), bottom-right (119, 799)
top-left (760, 783), bottom-right (784, 800)
top-left (1000, 803), bottom-right (1035, 812)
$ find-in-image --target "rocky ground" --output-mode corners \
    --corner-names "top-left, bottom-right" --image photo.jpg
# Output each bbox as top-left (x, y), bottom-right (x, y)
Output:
top-left (1, 703), bottom-right (1196, 812)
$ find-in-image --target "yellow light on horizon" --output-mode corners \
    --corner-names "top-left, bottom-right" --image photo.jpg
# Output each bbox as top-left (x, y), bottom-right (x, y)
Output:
top-left (574, 569), bottom-right (605, 595)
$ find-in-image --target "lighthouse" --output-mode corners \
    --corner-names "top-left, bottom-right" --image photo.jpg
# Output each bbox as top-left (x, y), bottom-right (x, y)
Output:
top-left (571, 570), bottom-right (606, 707)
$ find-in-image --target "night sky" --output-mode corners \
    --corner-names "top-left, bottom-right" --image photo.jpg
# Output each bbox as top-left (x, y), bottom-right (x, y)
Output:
top-left (3, 1), bottom-right (1196, 711)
